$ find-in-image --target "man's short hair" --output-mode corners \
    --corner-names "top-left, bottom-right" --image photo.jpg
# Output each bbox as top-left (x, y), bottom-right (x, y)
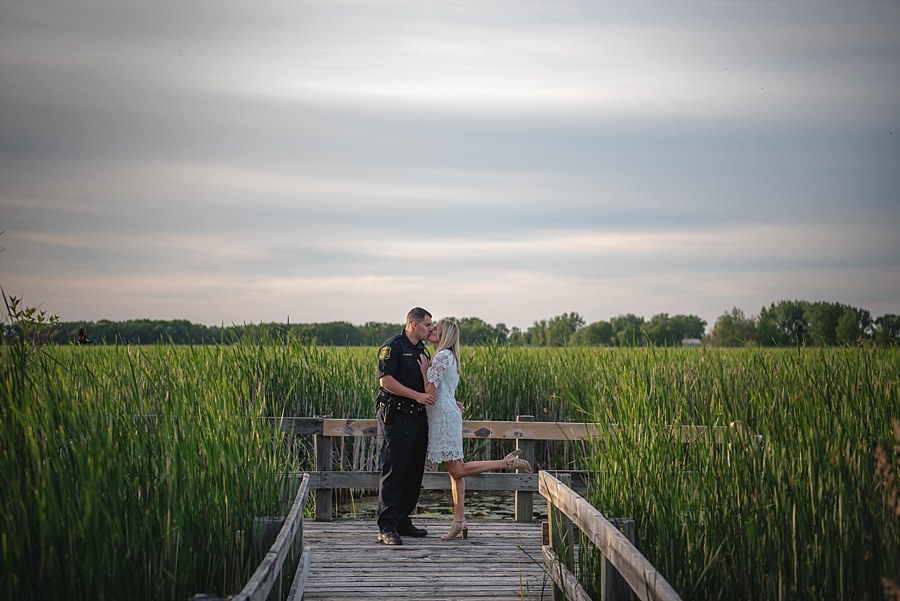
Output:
top-left (407, 307), bottom-right (432, 325)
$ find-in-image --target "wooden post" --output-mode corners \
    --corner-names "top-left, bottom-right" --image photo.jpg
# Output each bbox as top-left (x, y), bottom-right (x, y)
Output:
top-left (314, 433), bottom-right (333, 521)
top-left (602, 518), bottom-right (636, 601)
top-left (549, 473), bottom-right (575, 601)
top-left (515, 415), bottom-right (535, 523)
top-left (252, 516), bottom-right (285, 601)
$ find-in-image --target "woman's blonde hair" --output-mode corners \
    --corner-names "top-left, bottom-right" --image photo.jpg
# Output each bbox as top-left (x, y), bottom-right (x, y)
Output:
top-left (435, 318), bottom-right (461, 373)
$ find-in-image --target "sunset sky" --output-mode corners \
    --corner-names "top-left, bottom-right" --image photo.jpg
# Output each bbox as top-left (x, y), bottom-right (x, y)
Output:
top-left (2, 0), bottom-right (898, 331)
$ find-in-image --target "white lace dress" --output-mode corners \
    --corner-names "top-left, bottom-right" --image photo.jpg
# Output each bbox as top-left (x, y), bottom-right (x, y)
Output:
top-left (425, 349), bottom-right (463, 463)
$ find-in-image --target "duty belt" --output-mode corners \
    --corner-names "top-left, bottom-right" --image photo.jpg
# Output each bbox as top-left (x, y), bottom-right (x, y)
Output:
top-left (377, 391), bottom-right (425, 416)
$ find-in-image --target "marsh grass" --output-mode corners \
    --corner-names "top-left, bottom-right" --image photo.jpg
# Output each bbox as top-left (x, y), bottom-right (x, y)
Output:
top-left (2, 339), bottom-right (897, 600)
top-left (1, 342), bottom-right (298, 600)
top-left (578, 347), bottom-right (900, 600)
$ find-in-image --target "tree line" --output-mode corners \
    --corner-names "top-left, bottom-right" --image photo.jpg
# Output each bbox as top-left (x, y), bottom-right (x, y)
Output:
top-left (42, 300), bottom-right (899, 347)
top-left (708, 300), bottom-right (899, 347)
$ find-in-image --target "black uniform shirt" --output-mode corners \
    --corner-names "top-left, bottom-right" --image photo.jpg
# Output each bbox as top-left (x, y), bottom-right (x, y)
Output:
top-left (377, 332), bottom-right (429, 400)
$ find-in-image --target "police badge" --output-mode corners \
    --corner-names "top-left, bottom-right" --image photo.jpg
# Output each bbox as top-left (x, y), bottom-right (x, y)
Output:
top-left (378, 346), bottom-right (391, 361)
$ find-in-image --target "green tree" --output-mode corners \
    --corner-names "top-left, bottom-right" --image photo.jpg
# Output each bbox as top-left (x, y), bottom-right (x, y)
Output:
top-left (643, 313), bottom-right (706, 346)
top-left (755, 313), bottom-right (783, 346)
top-left (611, 314), bottom-right (646, 346)
top-left (835, 307), bottom-right (872, 345)
top-left (546, 312), bottom-right (584, 346)
top-left (645, 313), bottom-right (676, 346)
top-left (709, 308), bottom-right (757, 347)
top-left (453, 317), bottom-right (508, 345)
top-left (757, 301), bottom-right (807, 346)
top-left (569, 321), bottom-right (614, 346)
top-left (806, 302), bottom-right (846, 345)
top-left (506, 326), bottom-right (525, 345)
top-left (875, 314), bottom-right (900, 345)
top-left (671, 314), bottom-right (706, 340)
top-left (360, 322), bottom-right (403, 345)
top-left (524, 320), bottom-right (548, 346)
top-left (303, 321), bottom-right (365, 345)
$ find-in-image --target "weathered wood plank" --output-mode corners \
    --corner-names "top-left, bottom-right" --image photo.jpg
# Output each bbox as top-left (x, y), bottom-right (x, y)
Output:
top-left (323, 418), bottom-right (608, 440)
top-left (539, 472), bottom-right (682, 601)
top-left (314, 435), bottom-right (333, 521)
top-left (267, 416), bottom-right (325, 436)
top-left (321, 418), bottom-right (754, 443)
top-left (305, 470), bottom-right (536, 491)
top-left (548, 473), bottom-right (574, 601)
top-left (285, 546), bottom-right (310, 601)
top-left (603, 519), bottom-right (636, 601)
top-left (300, 519), bottom-right (550, 601)
top-left (516, 415), bottom-right (536, 523)
top-left (542, 545), bottom-right (593, 601)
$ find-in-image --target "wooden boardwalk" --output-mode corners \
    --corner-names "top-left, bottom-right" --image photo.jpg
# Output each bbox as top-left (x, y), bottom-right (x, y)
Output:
top-left (301, 519), bottom-right (551, 600)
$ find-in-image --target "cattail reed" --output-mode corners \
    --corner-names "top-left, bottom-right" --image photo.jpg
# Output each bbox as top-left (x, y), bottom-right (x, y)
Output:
top-left (2, 338), bottom-right (897, 600)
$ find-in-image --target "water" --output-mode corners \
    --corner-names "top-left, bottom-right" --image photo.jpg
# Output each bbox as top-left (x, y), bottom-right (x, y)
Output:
top-left (333, 489), bottom-right (549, 521)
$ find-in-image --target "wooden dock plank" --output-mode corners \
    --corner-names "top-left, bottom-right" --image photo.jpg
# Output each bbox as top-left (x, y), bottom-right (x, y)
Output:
top-left (301, 519), bottom-right (551, 600)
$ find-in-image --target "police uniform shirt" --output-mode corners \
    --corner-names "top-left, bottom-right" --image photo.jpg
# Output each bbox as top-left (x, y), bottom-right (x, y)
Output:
top-left (377, 332), bottom-right (429, 399)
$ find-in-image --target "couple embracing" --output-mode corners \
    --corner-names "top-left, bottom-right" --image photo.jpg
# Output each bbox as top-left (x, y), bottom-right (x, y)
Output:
top-left (375, 307), bottom-right (532, 546)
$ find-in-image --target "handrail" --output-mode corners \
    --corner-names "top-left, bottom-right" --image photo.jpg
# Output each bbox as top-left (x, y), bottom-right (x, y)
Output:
top-left (290, 415), bottom-right (544, 522)
top-left (274, 416), bottom-right (759, 522)
top-left (539, 471), bottom-right (682, 601)
top-left (233, 472), bottom-right (311, 601)
top-left (274, 416), bottom-right (757, 443)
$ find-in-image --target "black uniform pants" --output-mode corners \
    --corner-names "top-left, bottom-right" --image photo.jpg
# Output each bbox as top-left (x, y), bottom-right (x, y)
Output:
top-left (376, 405), bottom-right (428, 533)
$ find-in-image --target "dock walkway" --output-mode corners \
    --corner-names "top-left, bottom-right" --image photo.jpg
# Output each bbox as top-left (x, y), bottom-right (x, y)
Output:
top-left (301, 519), bottom-right (551, 600)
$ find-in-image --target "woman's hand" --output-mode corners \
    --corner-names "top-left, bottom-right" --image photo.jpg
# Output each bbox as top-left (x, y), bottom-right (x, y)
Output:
top-left (418, 353), bottom-right (437, 400)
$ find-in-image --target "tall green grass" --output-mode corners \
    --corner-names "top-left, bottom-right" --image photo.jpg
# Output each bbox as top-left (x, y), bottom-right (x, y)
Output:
top-left (1, 342), bottom-right (297, 600)
top-left (3, 340), bottom-right (896, 599)
top-left (577, 347), bottom-right (900, 600)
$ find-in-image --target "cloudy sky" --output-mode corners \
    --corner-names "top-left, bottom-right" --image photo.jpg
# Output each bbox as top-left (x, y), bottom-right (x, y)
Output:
top-left (1, 0), bottom-right (898, 331)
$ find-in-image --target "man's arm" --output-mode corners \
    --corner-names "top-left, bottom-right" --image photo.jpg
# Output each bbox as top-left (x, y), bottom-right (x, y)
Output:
top-left (380, 375), bottom-right (434, 405)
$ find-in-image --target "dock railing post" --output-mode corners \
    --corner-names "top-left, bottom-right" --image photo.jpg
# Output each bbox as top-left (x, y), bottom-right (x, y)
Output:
top-left (515, 415), bottom-right (535, 523)
top-left (314, 432), bottom-right (333, 521)
top-left (602, 518), bottom-right (636, 601)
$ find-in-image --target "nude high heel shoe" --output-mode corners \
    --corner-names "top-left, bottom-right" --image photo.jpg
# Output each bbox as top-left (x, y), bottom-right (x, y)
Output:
top-left (503, 449), bottom-right (532, 473)
top-left (441, 519), bottom-right (469, 541)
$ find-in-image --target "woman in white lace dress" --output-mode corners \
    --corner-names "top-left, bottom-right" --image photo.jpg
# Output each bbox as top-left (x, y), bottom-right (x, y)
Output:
top-left (419, 319), bottom-right (532, 541)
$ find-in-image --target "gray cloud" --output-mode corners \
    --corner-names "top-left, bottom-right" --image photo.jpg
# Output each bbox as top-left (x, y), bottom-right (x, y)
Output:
top-left (1, 0), bottom-right (899, 329)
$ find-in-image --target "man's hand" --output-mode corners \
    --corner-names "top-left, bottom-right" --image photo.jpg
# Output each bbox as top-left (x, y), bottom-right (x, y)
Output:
top-left (380, 374), bottom-right (433, 405)
top-left (415, 391), bottom-right (435, 405)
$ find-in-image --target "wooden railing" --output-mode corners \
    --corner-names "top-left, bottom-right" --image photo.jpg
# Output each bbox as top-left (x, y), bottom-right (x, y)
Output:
top-left (541, 471), bottom-right (682, 601)
top-left (280, 415), bottom-right (544, 522)
top-left (274, 416), bottom-right (753, 523)
top-left (200, 417), bottom-right (751, 600)
top-left (244, 472), bottom-right (311, 601)
top-left (195, 473), bottom-right (311, 601)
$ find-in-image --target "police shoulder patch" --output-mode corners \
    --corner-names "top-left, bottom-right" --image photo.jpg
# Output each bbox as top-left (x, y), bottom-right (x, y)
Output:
top-left (378, 346), bottom-right (391, 361)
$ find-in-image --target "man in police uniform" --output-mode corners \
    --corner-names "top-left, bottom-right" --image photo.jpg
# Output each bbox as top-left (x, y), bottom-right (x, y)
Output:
top-left (375, 307), bottom-right (435, 545)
